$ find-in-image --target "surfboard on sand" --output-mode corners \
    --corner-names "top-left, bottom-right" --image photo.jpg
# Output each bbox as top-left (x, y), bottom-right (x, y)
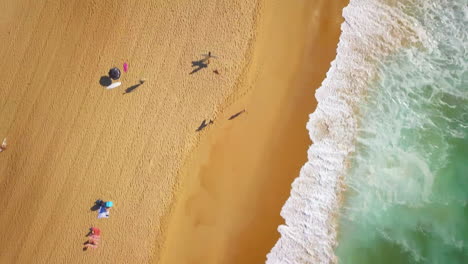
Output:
top-left (106, 82), bottom-right (122, 90)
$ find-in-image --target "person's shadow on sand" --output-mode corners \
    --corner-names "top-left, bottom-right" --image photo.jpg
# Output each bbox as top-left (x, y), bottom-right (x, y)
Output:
top-left (90, 200), bottom-right (101, 211)
top-left (190, 60), bottom-right (208, 74)
top-left (228, 110), bottom-right (246, 120)
top-left (123, 80), bottom-right (145, 94)
top-left (123, 83), bottom-right (141, 94)
top-left (85, 228), bottom-right (94, 237)
top-left (196, 119), bottom-right (214, 132)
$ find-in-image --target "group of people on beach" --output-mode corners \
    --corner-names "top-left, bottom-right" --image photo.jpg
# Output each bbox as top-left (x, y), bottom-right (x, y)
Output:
top-left (196, 109), bottom-right (246, 132)
top-left (104, 62), bottom-right (146, 94)
top-left (84, 200), bottom-right (113, 250)
top-left (84, 227), bottom-right (101, 249)
top-left (191, 52), bottom-right (247, 131)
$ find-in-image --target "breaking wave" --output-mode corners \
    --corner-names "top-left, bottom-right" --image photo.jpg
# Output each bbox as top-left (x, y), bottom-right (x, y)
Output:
top-left (266, 0), bottom-right (466, 263)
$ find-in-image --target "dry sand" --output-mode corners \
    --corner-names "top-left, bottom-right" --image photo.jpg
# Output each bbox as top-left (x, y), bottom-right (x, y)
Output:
top-left (0, 0), bottom-right (345, 263)
top-left (0, 0), bottom-right (257, 263)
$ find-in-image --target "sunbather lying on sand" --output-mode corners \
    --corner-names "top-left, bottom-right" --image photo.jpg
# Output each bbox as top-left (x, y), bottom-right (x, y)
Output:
top-left (84, 227), bottom-right (101, 250)
top-left (84, 241), bottom-right (98, 249)
top-left (0, 138), bottom-right (7, 152)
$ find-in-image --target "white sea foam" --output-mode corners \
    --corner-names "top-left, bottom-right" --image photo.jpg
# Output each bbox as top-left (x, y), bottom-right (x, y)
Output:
top-left (266, 0), bottom-right (431, 263)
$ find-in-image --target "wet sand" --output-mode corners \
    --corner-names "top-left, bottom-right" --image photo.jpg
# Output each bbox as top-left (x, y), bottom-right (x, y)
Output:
top-left (0, 0), bottom-right (346, 263)
top-left (159, 1), bottom-right (347, 263)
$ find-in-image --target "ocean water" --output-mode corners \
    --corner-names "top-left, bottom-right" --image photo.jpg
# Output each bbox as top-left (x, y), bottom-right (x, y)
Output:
top-left (267, 0), bottom-right (467, 263)
top-left (335, 0), bottom-right (468, 263)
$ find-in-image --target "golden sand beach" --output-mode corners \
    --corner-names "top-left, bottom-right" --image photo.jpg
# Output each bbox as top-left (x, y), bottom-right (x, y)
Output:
top-left (0, 0), bottom-right (345, 263)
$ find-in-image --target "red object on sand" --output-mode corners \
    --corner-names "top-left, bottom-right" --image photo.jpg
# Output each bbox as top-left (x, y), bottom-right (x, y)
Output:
top-left (91, 227), bottom-right (101, 236)
top-left (123, 62), bottom-right (128, 73)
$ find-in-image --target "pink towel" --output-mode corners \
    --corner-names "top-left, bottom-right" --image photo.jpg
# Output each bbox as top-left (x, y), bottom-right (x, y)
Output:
top-left (123, 62), bottom-right (128, 73)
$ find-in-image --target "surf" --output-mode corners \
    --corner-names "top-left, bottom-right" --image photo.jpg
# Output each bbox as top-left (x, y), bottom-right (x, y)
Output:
top-left (267, 0), bottom-right (466, 263)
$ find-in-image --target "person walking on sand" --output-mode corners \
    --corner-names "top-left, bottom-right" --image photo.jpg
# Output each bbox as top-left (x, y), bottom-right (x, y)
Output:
top-left (202, 51), bottom-right (217, 64)
top-left (196, 119), bottom-right (214, 132)
top-left (0, 138), bottom-right (7, 152)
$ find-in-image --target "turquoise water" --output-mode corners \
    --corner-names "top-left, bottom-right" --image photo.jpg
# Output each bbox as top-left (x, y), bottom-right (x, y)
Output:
top-left (335, 1), bottom-right (468, 263)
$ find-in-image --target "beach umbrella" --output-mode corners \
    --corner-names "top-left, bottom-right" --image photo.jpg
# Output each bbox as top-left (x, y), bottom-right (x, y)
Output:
top-left (91, 227), bottom-right (101, 236)
top-left (108, 67), bottom-right (121, 80)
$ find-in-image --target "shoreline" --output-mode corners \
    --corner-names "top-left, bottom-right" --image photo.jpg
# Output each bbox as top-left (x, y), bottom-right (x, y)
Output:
top-left (159, 1), bottom-right (347, 263)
